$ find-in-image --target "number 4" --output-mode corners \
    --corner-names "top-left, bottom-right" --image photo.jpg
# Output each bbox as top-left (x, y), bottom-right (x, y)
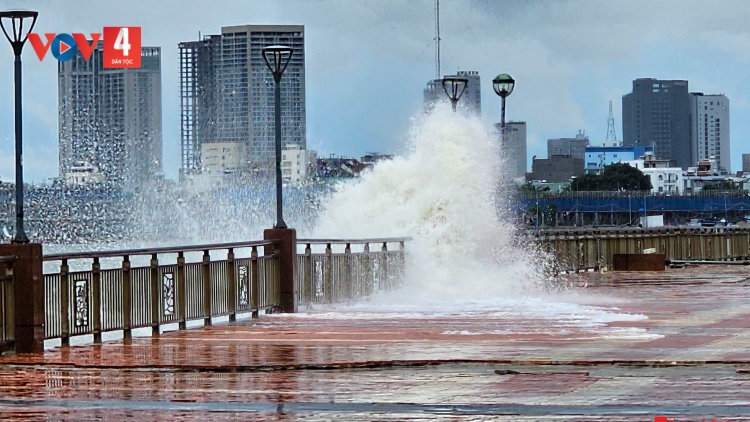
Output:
top-left (114, 27), bottom-right (131, 57)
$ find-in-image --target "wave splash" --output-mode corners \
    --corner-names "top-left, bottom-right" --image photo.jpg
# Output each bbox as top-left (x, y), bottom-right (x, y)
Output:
top-left (312, 103), bottom-right (544, 301)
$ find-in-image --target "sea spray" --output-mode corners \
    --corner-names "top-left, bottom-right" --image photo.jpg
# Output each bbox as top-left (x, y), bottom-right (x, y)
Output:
top-left (312, 103), bottom-right (543, 300)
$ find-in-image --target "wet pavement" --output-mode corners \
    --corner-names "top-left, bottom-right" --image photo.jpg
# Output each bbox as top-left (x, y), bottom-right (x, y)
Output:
top-left (2, 265), bottom-right (750, 420)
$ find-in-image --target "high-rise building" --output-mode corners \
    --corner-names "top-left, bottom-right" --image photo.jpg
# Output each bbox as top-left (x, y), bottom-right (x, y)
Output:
top-left (179, 35), bottom-right (221, 175)
top-left (743, 154), bottom-right (750, 174)
top-left (179, 25), bottom-right (305, 178)
top-left (690, 93), bottom-right (730, 172)
top-left (547, 132), bottom-right (589, 160)
top-left (423, 70), bottom-right (480, 115)
top-left (58, 42), bottom-right (162, 190)
top-left (622, 78), bottom-right (691, 169)
top-left (496, 121), bottom-right (526, 179)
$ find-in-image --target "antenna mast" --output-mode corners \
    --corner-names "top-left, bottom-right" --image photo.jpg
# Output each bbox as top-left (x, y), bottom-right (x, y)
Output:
top-left (434, 0), bottom-right (441, 79)
top-left (606, 100), bottom-right (618, 145)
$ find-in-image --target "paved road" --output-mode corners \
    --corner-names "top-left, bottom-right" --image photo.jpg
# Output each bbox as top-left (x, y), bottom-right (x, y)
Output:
top-left (2, 265), bottom-right (750, 421)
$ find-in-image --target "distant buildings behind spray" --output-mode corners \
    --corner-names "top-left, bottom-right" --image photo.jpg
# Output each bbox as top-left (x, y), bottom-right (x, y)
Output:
top-left (496, 121), bottom-right (526, 181)
top-left (423, 70), bottom-right (531, 182)
top-left (179, 25), bottom-right (306, 180)
top-left (423, 70), bottom-right (481, 115)
top-left (622, 78), bottom-right (731, 173)
top-left (58, 42), bottom-right (163, 191)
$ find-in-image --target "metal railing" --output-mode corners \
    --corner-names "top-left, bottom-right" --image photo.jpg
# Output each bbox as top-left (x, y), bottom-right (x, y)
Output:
top-left (296, 238), bottom-right (408, 305)
top-left (529, 226), bottom-right (750, 272)
top-left (42, 241), bottom-right (279, 344)
top-left (0, 255), bottom-right (15, 349)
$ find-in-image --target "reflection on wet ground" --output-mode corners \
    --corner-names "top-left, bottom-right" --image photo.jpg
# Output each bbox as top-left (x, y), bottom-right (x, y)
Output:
top-left (2, 265), bottom-right (750, 420)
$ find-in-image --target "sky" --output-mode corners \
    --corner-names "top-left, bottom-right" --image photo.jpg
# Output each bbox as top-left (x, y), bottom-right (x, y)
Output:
top-left (1, 0), bottom-right (750, 182)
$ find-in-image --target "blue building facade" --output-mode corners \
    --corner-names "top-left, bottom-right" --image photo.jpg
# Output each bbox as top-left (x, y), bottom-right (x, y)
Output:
top-left (584, 145), bottom-right (654, 174)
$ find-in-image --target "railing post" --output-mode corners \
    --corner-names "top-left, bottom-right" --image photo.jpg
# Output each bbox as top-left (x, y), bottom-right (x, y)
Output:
top-left (251, 246), bottom-right (259, 318)
top-left (0, 260), bottom-right (12, 352)
top-left (263, 228), bottom-right (298, 313)
top-left (60, 258), bottom-right (70, 347)
top-left (398, 241), bottom-right (406, 287)
top-left (0, 243), bottom-right (43, 353)
top-left (381, 242), bottom-right (390, 291)
top-left (324, 243), bottom-right (333, 303)
top-left (202, 250), bottom-right (212, 326)
top-left (177, 252), bottom-right (187, 331)
top-left (363, 243), bottom-right (372, 296)
top-left (227, 248), bottom-right (236, 322)
top-left (304, 243), bottom-right (312, 306)
top-left (122, 255), bottom-right (131, 341)
top-left (150, 253), bottom-right (160, 337)
top-left (344, 243), bottom-right (352, 300)
top-left (91, 257), bottom-right (102, 344)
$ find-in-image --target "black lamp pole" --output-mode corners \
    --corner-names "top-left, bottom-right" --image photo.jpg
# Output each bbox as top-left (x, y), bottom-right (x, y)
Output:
top-left (441, 77), bottom-right (468, 112)
top-left (492, 73), bottom-right (515, 150)
top-left (262, 45), bottom-right (293, 229)
top-left (0, 10), bottom-right (38, 244)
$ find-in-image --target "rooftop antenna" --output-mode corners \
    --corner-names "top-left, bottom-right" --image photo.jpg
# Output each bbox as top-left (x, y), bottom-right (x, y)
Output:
top-left (606, 100), bottom-right (618, 146)
top-left (434, 0), bottom-right (441, 79)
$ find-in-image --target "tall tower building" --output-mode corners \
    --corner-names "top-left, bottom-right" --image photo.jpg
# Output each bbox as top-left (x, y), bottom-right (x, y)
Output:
top-left (690, 93), bottom-right (730, 172)
top-left (423, 70), bottom-right (481, 115)
top-left (179, 25), bottom-right (305, 177)
top-left (496, 121), bottom-right (527, 179)
top-left (179, 35), bottom-right (221, 175)
top-left (622, 78), bottom-right (691, 169)
top-left (58, 42), bottom-right (162, 190)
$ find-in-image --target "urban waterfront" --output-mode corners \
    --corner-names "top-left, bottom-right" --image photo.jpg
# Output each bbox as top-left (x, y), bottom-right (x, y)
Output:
top-left (3, 1), bottom-right (750, 421)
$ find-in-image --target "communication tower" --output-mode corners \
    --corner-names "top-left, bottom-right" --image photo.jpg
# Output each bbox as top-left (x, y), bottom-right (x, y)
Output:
top-left (606, 100), bottom-right (618, 146)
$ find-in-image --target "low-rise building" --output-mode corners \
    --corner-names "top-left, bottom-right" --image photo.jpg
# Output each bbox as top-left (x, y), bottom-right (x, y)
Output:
top-left (282, 145), bottom-right (317, 185)
top-left (360, 152), bottom-right (393, 170)
top-left (547, 132), bottom-right (589, 160)
top-left (64, 161), bottom-right (105, 185)
top-left (317, 155), bottom-right (368, 179)
top-left (200, 142), bottom-right (247, 174)
top-left (584, 145), bottom-right (654, 175)
top-left (529, 156), bottom-right (584, 183)
top-left (624, 157), bottom-right (683, 194)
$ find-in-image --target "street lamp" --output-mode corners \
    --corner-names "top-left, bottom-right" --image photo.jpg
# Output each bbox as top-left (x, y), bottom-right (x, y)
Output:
top-left (262, 45), bottom-right (293, 229)
top-left (492, 73), bottom-right (515, 129)
top-left (0, 10), bottom-right (38, 244)
top-left (441, 77), bottom-right (468, 112)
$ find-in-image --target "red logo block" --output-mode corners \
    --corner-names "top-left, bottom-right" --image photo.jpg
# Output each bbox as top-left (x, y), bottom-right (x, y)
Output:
top-left (103, 27), bottom-right (141, 68)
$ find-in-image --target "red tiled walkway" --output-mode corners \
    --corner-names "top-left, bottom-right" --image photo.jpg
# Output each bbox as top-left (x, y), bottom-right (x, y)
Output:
top-left (2, 265), bottom-right (750, 420)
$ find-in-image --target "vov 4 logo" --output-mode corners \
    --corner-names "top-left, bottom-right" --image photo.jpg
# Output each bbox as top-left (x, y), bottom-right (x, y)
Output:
top-left (27, 27), bottom-right (141, 68)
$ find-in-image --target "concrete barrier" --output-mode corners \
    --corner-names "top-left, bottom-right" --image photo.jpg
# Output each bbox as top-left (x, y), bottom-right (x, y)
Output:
top-left (612, 254), bottom-right (665, 271)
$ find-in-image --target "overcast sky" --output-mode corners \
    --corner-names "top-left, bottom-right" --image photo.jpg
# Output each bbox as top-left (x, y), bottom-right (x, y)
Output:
top-left (1, 0), bottom-right (750, 182)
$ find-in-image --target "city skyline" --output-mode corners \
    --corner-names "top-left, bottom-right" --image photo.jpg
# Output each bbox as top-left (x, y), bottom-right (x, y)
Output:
top-left (1, 0), bottom-right (750, 182)
top-left (179, 24), bottom-right (305, 178)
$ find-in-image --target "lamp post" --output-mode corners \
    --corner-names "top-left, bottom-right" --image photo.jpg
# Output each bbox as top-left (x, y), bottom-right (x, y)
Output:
top-left (441, 77), bottom-right (468, 112)
top-left (262, 45), bottom-right (293, 229)
top-left (492, 73), bottom-right (515, 129)
top-left (0, 10), bottom-right (38, 244)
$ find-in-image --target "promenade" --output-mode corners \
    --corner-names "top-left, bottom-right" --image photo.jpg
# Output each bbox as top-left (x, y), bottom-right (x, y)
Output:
top-left (1, 265), bottom-right (750, 420)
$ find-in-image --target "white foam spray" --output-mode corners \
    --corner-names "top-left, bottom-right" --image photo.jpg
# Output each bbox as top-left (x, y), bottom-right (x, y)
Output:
top-left (313, 103), bottom-right (544, 300)
top-left (308, 102), bottom-right (656, 338)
